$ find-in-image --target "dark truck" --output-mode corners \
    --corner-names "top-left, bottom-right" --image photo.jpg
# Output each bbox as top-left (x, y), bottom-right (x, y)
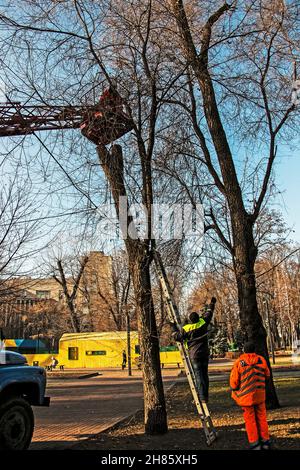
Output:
top-left (0, 350), bottom-right (50, 450)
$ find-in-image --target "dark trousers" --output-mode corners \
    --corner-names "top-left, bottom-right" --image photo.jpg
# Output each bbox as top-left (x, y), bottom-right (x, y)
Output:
top-left (191, 357), bottom-right (209, 401)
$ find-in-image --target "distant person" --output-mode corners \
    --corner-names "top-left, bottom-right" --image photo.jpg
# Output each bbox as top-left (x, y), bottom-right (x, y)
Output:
top-left (230, 341), bottom-right (271, 450)
top-left (134, 355), bottom-right (142, 370)
top-left (51, 356), bottom-right (58, 369)
top-left (122, 350), bottom-right (127, 370)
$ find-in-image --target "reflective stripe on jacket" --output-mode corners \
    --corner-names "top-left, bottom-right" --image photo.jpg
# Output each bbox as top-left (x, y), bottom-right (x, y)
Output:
top-left (182, 319), bottom-right (206, 349)
top-left (173, 306), bottom-right (214, 360)
top-left (230, 353), bottom-right (270, 406)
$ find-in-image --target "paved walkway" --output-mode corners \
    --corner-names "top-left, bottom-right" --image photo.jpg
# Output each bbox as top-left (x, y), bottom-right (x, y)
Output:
top-left (30, 369), bottom-right (180, 450)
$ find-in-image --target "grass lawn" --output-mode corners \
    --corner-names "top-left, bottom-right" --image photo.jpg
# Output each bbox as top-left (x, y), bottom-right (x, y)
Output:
top-left (74, 377), bottom-right (300, 450)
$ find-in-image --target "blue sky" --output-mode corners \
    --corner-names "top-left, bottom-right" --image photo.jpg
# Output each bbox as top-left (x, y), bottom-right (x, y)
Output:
top-left (276, 147), bottom-right (300, 243)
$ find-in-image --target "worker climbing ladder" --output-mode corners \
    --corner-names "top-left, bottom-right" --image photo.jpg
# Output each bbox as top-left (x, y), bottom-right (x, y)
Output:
top-left (153, 250), bottom-right (218, 446)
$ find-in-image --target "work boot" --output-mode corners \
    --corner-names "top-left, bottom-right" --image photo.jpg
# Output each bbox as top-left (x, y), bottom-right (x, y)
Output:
top-left (261, 439), bottom-right (271, 450)
top-left (249, 442), bottom-right (261, 450)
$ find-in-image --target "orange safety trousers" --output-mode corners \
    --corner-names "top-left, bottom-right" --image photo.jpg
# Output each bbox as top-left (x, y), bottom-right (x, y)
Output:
top-left (242, 402), bottom-right (269, 445)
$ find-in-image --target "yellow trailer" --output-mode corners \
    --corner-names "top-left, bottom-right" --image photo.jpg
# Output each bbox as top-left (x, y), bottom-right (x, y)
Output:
top-left (58, 331), bottom-right (140, 368)
top-left (21, 331), bottom-right (183, 369)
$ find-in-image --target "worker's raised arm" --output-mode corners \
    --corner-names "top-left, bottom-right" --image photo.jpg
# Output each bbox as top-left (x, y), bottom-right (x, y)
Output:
top-left (203, 297), bottom-right (217, 325)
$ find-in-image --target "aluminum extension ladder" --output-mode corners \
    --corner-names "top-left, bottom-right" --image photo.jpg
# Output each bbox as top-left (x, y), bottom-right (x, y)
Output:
top-left (153, 250), bottom-right (218, 446)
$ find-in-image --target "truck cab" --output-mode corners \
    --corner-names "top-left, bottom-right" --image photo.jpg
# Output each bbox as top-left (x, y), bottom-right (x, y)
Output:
top-left (0, 350), bottom-right (50, 450)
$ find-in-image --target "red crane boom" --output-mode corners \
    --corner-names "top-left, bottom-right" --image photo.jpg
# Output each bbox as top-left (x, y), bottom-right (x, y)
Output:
top-left (0, 101), bottom-right (134, 145)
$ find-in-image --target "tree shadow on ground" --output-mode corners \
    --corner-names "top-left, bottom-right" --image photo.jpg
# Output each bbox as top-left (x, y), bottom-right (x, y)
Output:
top-left (31, 410), bottom-right (300, 450)
top-left (71, 423), bottom-right (300, 451)
top-left (72, 402), bottom-right (300, 451)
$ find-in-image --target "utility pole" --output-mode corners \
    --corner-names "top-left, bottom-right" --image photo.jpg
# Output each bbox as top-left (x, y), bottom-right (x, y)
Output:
top-left (123, 274), bottom-right (132, 376)
top-left (125, 306), bottom-right (132, 376)
top-left (265, 300), bottom-right (275, 365)
top-left (37, 330), bottom-right (40, 354)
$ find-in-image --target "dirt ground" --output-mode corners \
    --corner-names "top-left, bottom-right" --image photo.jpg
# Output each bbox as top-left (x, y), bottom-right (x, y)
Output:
top-left (73, 376), bottom-right (300, 450)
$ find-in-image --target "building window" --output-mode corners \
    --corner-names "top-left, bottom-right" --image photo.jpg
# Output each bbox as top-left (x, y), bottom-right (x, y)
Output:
top-left (135, 345), bottom-right (140, 355)
top-left (68, 347), bottom-right (79, 360)
top-left (36, 290), bottom-right (51, 300)
top-left (85, 350), bottom-right (107, 356)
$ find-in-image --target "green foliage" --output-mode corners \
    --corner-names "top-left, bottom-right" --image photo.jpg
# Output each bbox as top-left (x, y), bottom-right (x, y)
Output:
top-left (160, 345), bottom-right (178, 352)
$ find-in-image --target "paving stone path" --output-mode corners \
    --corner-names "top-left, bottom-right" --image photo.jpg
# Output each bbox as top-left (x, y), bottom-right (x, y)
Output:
top-left (30, 369), bottom-right (179, 449)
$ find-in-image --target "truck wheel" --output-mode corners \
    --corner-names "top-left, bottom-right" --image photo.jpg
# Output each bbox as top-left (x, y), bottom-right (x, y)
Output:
top-left (0, 397), bottom-right (34, 450)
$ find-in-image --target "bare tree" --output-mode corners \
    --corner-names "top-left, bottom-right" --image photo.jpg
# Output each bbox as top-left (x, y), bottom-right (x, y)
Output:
top-left (0, 175), bottom-right (42, 283)
top-left (97, 143), bottom-right (167, 434)
top-left (257, 244), bottom-right (300, 349)
top-left (1, 0), bottom-right (299, 415)
top-left (162, 0), bottom-right (300, 407)
top-left (79, 250), bottom-right (136, 332)
top-left (50, 254), bottom-right (89, 333)
top-left (0, 170), bottom-right (46, 338)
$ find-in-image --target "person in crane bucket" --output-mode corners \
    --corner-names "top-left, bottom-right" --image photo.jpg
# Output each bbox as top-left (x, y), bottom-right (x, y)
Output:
top-left (98, 86), bottom-right (124, 115)
top-left (80, 85), bottom-right (134, 146)
top-left (230, 341), bottom-right (271, 450)
top-left (171, 297), bottom-right (217, 403)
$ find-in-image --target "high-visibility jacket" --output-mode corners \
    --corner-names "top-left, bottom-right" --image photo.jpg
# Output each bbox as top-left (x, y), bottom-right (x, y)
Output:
top-left (230, 353), bottom-right (270, 407)
top-left (173, 307), bottom-right (214, 360)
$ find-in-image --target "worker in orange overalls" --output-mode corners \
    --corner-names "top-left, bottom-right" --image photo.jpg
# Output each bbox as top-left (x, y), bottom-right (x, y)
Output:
top-left (230, 340), bottom-right (271, 450)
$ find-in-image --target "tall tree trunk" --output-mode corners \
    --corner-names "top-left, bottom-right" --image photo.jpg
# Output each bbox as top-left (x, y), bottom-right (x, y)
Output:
top-left (171, 0), bottom-right (280, 408)
top-left (67, 301), bottom-right (81, 333)
top-left (97, 144), bottom-right (168, 434)
top-left (130, 251), bottom-right (167, 434)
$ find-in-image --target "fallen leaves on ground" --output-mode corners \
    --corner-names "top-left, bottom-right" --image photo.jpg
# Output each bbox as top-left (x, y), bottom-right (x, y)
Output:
top-left (73, 377), bottom-right (300, 450)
